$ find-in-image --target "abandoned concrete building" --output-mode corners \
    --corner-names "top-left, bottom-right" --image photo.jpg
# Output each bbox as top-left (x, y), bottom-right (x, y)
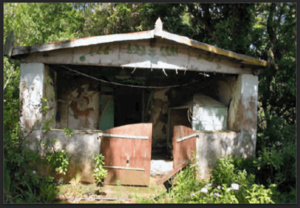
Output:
top-left (7, 19), bottom-right (267, 186)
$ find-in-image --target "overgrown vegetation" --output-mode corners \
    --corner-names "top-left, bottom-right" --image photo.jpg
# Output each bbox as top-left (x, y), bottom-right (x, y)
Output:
top-left (4, 3), bottom-right (295, 203)
top-left (4, 127), bottom-right (59, 203)
top-left (93, 153), bottom-right (108, 186)
top-left (138, 157), bottom-right (277, 204)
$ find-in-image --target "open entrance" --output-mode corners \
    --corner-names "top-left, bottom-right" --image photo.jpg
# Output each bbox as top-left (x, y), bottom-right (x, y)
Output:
top-left (114, 87), bottom-right (143, 127)
top-left (49, 64), bottom-right (232, 181)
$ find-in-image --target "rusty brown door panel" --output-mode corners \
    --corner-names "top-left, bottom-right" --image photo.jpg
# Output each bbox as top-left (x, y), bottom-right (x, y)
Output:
top-left (172, 125), bottom-right (197, 168)
top-left (100, 123), bottom-right (152, 186)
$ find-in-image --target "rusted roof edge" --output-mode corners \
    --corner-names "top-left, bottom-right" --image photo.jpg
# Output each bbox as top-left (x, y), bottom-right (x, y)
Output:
top-left (154, 30), bottom-right (268, 68)
top-left (11, 30), bottom-right (155, 57)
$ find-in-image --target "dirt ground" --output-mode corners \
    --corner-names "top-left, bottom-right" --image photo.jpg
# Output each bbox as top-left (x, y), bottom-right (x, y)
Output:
top-left (56, 176), bottom-right (167, 204)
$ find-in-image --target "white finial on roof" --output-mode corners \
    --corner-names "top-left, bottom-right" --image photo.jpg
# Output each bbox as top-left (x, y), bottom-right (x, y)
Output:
top-left (155, 18), bottom-right (163, 32)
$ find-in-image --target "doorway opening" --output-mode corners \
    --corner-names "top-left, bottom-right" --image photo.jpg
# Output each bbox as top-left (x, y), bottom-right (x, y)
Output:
top-left (114, 87), bottom-right (143, 127)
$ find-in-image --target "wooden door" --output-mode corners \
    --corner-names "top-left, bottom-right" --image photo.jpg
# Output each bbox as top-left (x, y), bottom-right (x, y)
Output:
top-left (172, 125), bottom-right (197, 168)
top-left (156, 125), bottom-right (197, 186)
top-left (100, 123), bottom-right (152, 186)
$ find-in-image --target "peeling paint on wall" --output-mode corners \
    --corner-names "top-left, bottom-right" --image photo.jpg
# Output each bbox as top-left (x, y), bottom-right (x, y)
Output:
top-left (196, 131), bottom-right (239, 180)
top-left (68, 84), bottom-right (100, 130)
top-left (26, 129), bottom-right (101, 183)
top-left (20, 63), bottom-right (45, 130)
top-left (43, 66), bottom-right (57, 128)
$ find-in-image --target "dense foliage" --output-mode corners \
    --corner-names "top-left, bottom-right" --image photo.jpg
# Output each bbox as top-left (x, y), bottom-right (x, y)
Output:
top-left (138, 157), bottom-right (277, 203)
top-left (3, 3), bottom-right (296, 203)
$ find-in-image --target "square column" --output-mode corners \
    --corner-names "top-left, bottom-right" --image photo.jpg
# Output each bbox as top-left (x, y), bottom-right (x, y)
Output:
top-left (228, 74), bottom-right (258, 157)
top-left (20, 62), bottom-right (57, 132)
top-left (20, 63), bottom-right (45, 130)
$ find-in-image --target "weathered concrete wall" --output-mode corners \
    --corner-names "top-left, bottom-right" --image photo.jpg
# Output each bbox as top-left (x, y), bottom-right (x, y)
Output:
top-left (196, 130), bottom-right (256, 180)
top-left (20, 63), bottom-right (45, 130)
top-left (196, 131), bottom-right (237, 180)
top-left (44, 66), bottom-right (57, 128)
top-left (228, 74), bottom-right (258, 157)
top-left (195, 75), bottom-right (259, 180)
top-left (27, 129), bottom-right (101, 183)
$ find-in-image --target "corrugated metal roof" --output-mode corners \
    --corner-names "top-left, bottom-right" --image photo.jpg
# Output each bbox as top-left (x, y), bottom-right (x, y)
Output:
top-left (8, 18), bottom-right (267, 68)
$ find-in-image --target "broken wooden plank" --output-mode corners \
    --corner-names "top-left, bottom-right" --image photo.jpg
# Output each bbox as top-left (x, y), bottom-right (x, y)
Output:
top-left (156, 161), bottom-right (189, 185)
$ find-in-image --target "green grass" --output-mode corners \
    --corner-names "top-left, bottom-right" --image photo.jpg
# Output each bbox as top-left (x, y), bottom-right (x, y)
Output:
top-left (56, 176), bottom-right (166, 203)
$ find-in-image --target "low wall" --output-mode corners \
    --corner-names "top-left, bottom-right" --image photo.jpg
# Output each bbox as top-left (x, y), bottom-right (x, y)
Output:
top-left (196, 130), bottom-right (255, 180)
top-left (26, 129), bottom-right (255, 183)
top-left (27, 129), bottom-right (101, 183)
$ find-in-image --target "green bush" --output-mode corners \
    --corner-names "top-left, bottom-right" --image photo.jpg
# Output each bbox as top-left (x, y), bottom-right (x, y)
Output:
top-left (93, 153), bottom-right (108, 186)
top-left (256, 114), bottom-right (296, 203)
top-left (4, 132), bottom-right (59, 203)
top-left (46, 150), bottom-right (70, 175)
top-left (144, 157), bottom-right (277, 204)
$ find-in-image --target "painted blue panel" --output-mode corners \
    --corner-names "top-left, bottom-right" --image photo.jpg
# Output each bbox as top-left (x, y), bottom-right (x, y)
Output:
top-left (99, 95), bottom-right (114, 131)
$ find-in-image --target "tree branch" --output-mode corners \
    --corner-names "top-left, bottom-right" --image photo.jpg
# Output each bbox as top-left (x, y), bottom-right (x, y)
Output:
top-left (267, 3), bottom-right (277, 52)
top-left (3, 69), bottom-right (14, 91)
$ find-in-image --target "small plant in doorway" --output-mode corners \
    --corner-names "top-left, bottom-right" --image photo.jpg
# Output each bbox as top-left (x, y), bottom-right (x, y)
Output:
top-left (93, 153), bottom-right (107, 186)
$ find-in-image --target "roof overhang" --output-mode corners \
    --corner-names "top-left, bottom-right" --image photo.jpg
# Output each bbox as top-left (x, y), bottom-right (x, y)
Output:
top-left (6, 18), bottom-right (268, 69)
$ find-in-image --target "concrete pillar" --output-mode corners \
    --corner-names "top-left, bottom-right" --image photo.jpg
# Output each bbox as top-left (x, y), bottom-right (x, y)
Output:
top-left (20, 63), bottom-right (46, 130)
top-left (228, 74), bottom-right (258, 157)
top-left (20, 63), bottom-right (57, 131)
top-left (43, 65), bottom-right (57, 128)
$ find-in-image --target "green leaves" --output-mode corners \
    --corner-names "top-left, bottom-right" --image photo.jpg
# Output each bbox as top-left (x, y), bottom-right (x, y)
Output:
top-left (145, 157), bottom-right (276, 204)
top-left (3, 2), bottom-right (296, 204)
top-left (46, 150), bottom-right (70, 175)
top-left (4, 3), bottom-right (84, 46)
top-left (63, 127), bottom-right (74, 137)
top-left (246, 184), bottom-right (274, 203)
top-left (93, 153), bottom-right (108, 186)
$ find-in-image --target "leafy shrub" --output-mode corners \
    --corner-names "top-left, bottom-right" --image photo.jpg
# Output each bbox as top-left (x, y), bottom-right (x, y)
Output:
top-left (4, 132), bottom-right (59, 203)
top-left (63, 127), bottom-right (74, 137)
top-left (145, 156), bottom-right (277, 204)
top-left (46, 150), bottom-right (70, 175)
top-left (256, 114), bottom-right (296, 203)
top-left (93, 153), bottom-right (108, 186)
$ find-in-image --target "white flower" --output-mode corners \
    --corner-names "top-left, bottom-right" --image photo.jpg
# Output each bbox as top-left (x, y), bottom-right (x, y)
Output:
top-left (200, 187), bottom-right (208, 194)
top-left (227, 187), bottom-right (232, 192)
top-left (95, 168), bottom-right (99, 172)
top-left (190, 193), bottom-right (196, 197)
top-left (32, 170), bottom-right (36, 174)
top-left (214, 192), bottom-right (220, 197)
top-left (205, 183), bottom-right (212, 188)
top-left (231, 183), bottom-right (240, 190)
top-left (61, 149), bottom-right (64, 153)
top-left (217, 185), bottom-right (221, 189)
